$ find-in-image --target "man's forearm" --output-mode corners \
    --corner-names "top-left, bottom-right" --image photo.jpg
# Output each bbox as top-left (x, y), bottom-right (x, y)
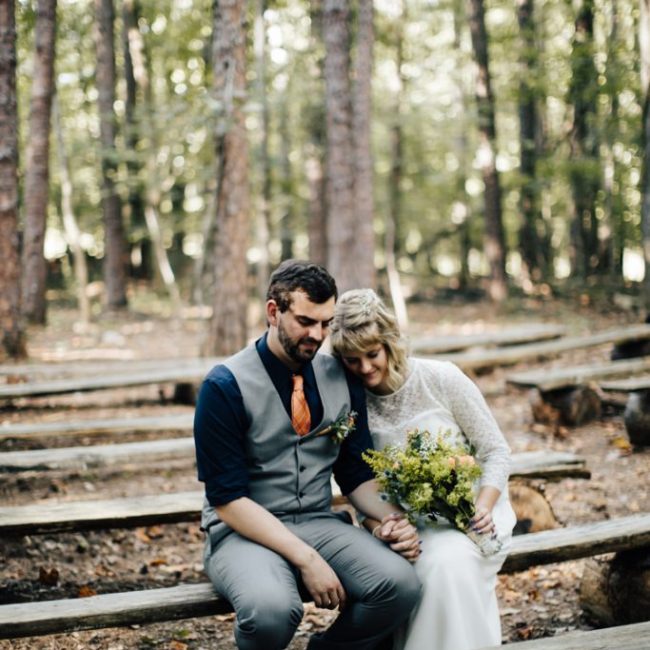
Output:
top-left (216, 497), bottom-right (314, 568)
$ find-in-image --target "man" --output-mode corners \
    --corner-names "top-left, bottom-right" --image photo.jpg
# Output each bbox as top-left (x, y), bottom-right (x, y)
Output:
top-left (194, 260), bottom-right (421, 650)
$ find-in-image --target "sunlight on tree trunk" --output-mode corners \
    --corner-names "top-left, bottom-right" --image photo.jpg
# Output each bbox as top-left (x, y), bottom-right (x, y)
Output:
top-left (22, 0), bottom-right (57, 325)
top-left (53, 96), bottom-right (90, 325)
top-left (94, 0), bottom-right (128, 310)
top-left (204, 0), bottom-right (250, 356)
top-left (0, 1), bottom-right (26, 359)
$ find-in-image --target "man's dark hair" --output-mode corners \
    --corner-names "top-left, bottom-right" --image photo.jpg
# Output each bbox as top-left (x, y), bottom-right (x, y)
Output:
top-left (267, 259), bottom-right (338, 312)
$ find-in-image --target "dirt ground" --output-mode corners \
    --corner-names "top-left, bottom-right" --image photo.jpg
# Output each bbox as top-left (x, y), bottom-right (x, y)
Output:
top-left (1, 295), bottom-right (649, 649)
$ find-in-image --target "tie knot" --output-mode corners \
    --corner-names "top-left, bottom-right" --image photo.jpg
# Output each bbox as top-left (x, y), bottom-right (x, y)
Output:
top-left (292, 374), bottom-right (304, 391)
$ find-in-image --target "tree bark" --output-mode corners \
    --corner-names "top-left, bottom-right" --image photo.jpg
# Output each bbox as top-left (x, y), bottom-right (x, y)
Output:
top-left (323, 0), bottom-right (356, 292)
top-left (53, 96), bottom-right (90, 324)
top-left (94, 0), bottom-right (128, 310)
top-left (22, 0), bottom-right (57, 324)
top-left (352, 0), bottom-right (375, 289)
top-left (640, 0), bottom-right (650, 308)
top-left (467, 0), bottom-right (507, 302)
top-left (568, 0), bottom-right (600, 280)
top-left (0, 0), bottom-right (26, 359)
top-left (204, 0), bottom-right (250, 356)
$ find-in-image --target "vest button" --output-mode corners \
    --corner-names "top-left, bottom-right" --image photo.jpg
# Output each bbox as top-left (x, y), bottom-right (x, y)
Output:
top-left (299, 491), bottom-right (305, 498)
top-left (299, 465), bottom-right (306, 472)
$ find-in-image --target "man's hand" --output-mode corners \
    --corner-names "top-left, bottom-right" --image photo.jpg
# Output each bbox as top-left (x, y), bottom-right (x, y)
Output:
top-left (296, 549), bottom-right (347, 610)
top-left (375, 513), bottom-right (421, 563)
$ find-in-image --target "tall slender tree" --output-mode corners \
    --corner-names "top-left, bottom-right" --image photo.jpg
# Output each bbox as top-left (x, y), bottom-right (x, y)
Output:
top-left (352, 0), bottom-right (375, 289)
top-left (323, 0), bottom-right (356, 292)
top-left (94, 0), bottom-right (128, 309)
top-left (22, 0), bottom-right (57, 324)
top-left (0, 0), bottom-right (26, 359)
top-left (567, 0), bottom-right (600, 280)
top-left (204, 0), bottom-right (250, 355)
top-left (466, 0), bottom-right (507, 301)
top-left (640, 0), bottom-right (650, 307)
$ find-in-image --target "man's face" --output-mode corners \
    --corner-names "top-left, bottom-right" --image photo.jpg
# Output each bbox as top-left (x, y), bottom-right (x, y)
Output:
top-left (270, 290), bottom-right (336, 366)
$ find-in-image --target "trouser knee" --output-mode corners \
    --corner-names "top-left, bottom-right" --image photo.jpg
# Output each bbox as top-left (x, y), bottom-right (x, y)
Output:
top-left (234, 598), bottom-right (304, 650)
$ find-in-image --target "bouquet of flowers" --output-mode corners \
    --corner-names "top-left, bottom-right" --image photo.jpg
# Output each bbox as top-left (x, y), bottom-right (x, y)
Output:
top-left (363, 429), bottom-right (502, 556)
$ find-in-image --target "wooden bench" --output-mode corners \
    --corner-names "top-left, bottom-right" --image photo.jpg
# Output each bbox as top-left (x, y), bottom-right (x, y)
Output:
top-left (1, 512), bottom-right (648, 639)
top-left (506, 357), bottom-right (650, 426)
top-left (410, 324), bottom-right (565, 354)
top-left (0, 450), bottom-right (590, 534)
top-left (0, 414), bottom-right (193, 442)
top-left (432, 324), bottom-right (650, 372)
top-left (478, 620), bottom-right (650, 649)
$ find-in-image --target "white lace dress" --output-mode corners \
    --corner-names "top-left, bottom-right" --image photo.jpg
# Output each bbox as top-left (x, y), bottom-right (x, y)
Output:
top-left (366, 358), bottom-right (516, 650)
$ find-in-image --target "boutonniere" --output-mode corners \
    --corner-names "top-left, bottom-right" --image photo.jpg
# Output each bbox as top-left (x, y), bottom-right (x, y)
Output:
top-left (317, 411), bottom-right (358, 444)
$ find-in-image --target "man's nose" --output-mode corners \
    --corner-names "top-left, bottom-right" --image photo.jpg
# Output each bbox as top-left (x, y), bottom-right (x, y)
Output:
top-left (308, 323), bottom-right (324, 341)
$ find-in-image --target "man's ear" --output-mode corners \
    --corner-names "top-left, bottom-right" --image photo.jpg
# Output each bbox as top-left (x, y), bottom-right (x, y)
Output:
top-left (266, 300), bottom-right (279, 326)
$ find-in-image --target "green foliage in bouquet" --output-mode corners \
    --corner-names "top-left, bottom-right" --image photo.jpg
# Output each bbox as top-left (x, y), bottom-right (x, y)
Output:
top-left (363, 429), bottom-right (482, 531)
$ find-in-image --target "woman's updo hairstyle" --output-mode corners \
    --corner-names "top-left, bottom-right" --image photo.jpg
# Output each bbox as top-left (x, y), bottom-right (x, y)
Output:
top-left (330, 289), bottom-right (408, 393)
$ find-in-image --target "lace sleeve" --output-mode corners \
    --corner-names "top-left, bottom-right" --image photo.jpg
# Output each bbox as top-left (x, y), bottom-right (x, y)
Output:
top-left (431, 361), bottom-right (512, 491)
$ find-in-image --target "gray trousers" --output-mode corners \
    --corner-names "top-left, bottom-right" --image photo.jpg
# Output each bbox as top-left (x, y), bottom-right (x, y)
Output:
top-left (204, 512), bottom-right (421, 650)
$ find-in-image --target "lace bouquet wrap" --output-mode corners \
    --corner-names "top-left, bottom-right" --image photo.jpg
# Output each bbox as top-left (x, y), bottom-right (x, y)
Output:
top-left (363, 429), bottom-right (502, 556)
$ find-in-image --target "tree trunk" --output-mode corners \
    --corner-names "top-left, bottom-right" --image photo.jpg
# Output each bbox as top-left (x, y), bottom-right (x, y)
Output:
top-left (94, 0), bottom-right (127, 310)
top-left (22, 0), bottom-right (57, 325)
top-left (640, 0), bottom-right (650, 308)
top-left (516, 0), bottom-right (543, 285)
top-left (254, 0), bottom-right (271, 303)
top-left (386, 2), bottom-right (408, 330)
top-left (323, 0), bottom-right (356, 292)
top-left (352, 0), bottom-right (375, 289)
top-left (568, 0), bottom-right (600, 280)
top-left (467, 0), bottom-right (507, 302)
top-left (0, 0), bottom-right (26, 359)
top-left (53, 96), bottom-right (90, 324)
top-left (204, 0), bottom-right (250, 356)
top-left (279, 96), bottom-right (295, 261)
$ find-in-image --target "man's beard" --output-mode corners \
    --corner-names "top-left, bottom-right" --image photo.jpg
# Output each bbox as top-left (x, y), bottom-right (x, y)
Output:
top-left (277, 318), bottom-right (321, 364)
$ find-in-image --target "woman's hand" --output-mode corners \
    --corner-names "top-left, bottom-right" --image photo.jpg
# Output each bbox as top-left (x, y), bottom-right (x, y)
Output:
top-left (375, 513), bottom-right (421, 563)
top-left (470, 505), bottom-right (496, 537)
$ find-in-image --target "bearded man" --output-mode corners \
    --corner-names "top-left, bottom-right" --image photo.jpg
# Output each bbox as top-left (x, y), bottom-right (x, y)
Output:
top-left (194, 259), bottom-right (421, 650)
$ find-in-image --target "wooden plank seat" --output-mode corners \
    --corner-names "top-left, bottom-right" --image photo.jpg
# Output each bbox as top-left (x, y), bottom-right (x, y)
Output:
top-left (432, 324), bottom-right (650, 372)
top-left (0, 440), bottom-right (589, 479)
top-left (0, 451), bottom-right (590, 536)
top-left (0, 414), bottom-right (193, 441)
top-left (0, 360), bottom-right (221, 399)
top-left (410, 324), bottom-right (565, 354)
top-left (477, 620), bottom-right (650, 650)
top-left (1, 513), bottom-right (649, 639)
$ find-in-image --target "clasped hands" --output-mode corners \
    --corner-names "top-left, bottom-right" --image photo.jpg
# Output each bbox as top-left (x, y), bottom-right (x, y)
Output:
top-left (372, 512), bottom-right (421, 563)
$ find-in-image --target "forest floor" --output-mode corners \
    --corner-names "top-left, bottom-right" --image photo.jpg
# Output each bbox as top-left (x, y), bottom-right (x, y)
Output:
top-left (1, 292), bottom-right (649, 649)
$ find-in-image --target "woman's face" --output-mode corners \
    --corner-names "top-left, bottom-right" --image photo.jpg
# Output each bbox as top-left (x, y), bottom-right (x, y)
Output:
top-left (340, 344), bottom-right (390, 394)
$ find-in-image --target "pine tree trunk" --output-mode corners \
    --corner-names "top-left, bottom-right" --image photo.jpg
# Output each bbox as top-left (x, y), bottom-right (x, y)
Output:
top-left (467, 0), bottom-right (507, 302)
top-left (94, 0), bottom-right (128, 310)
top-left (53, 97), bottom-right (90, 324)
top-left (640, 0), bottom-right (650, 308)
top-left (352, 0), bottom-right (375, 289)
top-left (0, 1), bottom-right (26, 359)
top-left (568, 0), bottom-right (600, 280)
top-left (22, 0), bottom-right (57, 324)
top-left (323, 0), bottom-right (356, 292)
top-left (204, 0), bottom-right (250, 356)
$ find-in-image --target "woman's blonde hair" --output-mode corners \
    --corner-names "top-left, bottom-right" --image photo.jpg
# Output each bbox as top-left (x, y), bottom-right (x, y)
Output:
top-left (330, 289), bottom-right (408, 393)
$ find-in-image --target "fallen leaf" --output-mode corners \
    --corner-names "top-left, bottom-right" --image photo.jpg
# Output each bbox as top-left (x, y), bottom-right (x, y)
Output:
top-left (38, 566), bottom-right (59, 586)
top-left (135, 528), bottom-right (151, 543)
top-left (77, 585), bottom-right (97, 598)
top-left (149, 557), bottom-right (168, 567)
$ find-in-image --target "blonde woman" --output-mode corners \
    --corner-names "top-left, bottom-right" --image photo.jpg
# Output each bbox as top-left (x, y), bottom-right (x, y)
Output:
top-left (330, 289), bottom-right (516, 650)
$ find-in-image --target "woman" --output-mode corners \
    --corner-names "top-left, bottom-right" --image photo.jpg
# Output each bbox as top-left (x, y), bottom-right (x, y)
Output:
top-left (329, 289), bottom-right (516, 650)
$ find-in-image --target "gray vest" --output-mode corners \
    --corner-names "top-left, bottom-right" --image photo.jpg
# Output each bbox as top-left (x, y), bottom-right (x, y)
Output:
top-left (201, 344), bottom-right (352, 543)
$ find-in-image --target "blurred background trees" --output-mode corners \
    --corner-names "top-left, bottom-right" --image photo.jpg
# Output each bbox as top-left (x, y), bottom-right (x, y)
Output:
top-left (2, 0), bottom-right (649, 357)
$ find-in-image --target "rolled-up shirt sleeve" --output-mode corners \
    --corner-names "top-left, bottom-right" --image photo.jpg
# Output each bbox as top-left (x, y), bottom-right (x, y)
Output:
top-left (333, 372), bottom-right (375, 495)
top-left (193, 365), bottom-right (251, 506)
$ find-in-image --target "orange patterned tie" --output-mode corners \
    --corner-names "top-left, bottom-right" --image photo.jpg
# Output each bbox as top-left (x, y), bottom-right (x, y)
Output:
top-left (291, 374), bottom-right (311, 436)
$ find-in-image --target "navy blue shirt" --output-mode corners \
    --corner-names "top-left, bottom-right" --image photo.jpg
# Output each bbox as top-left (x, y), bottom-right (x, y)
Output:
top-left (194, 333), bottom-right (375, 507)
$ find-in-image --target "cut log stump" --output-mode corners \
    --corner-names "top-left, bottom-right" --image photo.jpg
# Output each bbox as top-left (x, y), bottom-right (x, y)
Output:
top-left (624, 390), bottom-right (650, 447)
top-left (530, 386), bottom-right (601, 427)
top-left (580, 548), bottom-right (650, 625)
top-left (509, 483), bottom-right (560, 535)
